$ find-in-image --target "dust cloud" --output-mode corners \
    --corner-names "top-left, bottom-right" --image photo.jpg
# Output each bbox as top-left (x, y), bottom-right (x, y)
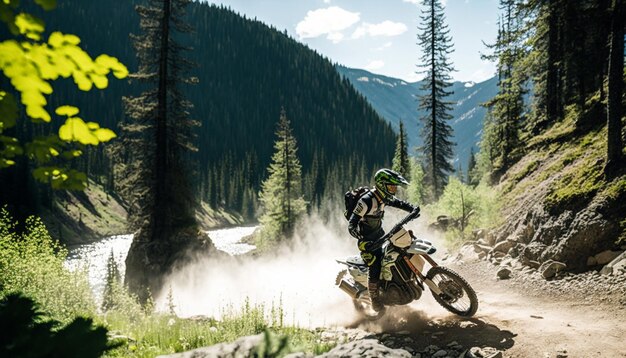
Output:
top-left (160, 210), bottom-right (451, 329)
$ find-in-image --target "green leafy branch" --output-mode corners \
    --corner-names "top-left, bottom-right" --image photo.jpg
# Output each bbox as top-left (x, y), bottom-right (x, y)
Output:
top-left (0, 0), bottom-right (128, 189)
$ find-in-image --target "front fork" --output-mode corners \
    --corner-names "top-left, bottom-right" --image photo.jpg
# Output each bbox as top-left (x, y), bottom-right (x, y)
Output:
top-left (403, 255), bottom-right (443, 295)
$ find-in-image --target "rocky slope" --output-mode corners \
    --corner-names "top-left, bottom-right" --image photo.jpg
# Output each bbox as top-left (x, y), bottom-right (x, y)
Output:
top-left (486, 119), bottom-right (626, 274)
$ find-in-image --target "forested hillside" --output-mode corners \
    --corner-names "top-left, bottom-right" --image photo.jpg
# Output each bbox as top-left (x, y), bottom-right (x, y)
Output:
top-left (4, 0), bottom-right (396, 225)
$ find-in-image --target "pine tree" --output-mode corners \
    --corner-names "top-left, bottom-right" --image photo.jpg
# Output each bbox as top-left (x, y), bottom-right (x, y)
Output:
top-left (480, 0), bottom-right (526, 173)
top-left (392, 121), bottom-right (411, 180)
top-left (467, 147), bottom-right (479, 186)
top-left (258, 108), bottom-right (307, 240)
top-left (120, 0), bottom-right (206, 300)
top-left (605, 0), bottom-right (624, 179)
top-left (101, 250), bottom-right (121, 312)
top-left (416, 0), bottom-right (456, 201)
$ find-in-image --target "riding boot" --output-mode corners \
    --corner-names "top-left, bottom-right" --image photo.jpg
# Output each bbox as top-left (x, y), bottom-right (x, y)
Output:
top-left (368, 280), bottom-right (384, 312)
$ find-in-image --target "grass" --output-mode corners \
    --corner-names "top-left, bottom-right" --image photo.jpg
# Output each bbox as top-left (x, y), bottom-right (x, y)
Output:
top-left (0, 209), bottom-right (334, 357)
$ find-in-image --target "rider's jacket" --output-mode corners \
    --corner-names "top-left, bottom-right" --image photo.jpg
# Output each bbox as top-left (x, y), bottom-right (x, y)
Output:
top-left (348, 189), bottom-right (413, 240)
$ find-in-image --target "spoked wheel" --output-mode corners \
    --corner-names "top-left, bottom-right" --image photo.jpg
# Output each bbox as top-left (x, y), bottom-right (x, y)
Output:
top-left (426, 266), bottom-right (478, 317)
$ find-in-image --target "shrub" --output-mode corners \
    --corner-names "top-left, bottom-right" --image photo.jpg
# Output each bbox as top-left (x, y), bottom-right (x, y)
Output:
top-left (426, 177), bottom-right (501, 245)
top-left (0, 209), bottom-right (95, 323)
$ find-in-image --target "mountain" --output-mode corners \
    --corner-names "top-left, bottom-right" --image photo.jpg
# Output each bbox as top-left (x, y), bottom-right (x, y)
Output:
top-left (8, 1), bottom-right (397, 219)
top-left (336, 66), bottom-right (498, 171)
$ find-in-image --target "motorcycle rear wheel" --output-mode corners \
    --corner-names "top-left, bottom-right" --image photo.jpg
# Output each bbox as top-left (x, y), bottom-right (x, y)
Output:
top-left (426, 266), bottom-right (478, 317)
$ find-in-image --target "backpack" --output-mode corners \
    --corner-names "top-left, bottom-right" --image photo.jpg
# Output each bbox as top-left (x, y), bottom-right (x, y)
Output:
top-left (343, 186), bottom-right (370, 220)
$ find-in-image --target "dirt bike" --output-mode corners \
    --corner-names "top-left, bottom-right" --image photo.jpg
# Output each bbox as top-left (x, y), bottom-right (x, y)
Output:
top-left (335, 209), bottom-right (478, 319)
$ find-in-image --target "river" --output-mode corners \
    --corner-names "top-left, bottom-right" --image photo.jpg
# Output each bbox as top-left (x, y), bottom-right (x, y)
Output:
top-left (65, 226), bottom-right (258, 297)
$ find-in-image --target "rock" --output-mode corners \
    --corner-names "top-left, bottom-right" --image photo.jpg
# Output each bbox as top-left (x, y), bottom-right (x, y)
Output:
top-left (473, 229), bottom-right (486, 240)
top-left (466, 347), bottom-right (502, 358)
top-left (433, 349), bottom-right (448, 357)
top-left (587, 256), bottom-right (598, 266)
top-left (319, 339), bottom-right (412, 358)
top-left (458, 244), bottom-right (483, 262)
top-left (157, 334), bottom-right (263, 358)
top-left (497, 267), bottom-right (511, 280)
top-left (528, 260), bottom-right (541, 269)
top-left (492, 239), bottom-right (516, 254)
top-left (601, 251), bottom-right (626, 275)
top-left (539, 260), bottom-right (567, 279)
top-left (594, 250), bottom-right (623, 265)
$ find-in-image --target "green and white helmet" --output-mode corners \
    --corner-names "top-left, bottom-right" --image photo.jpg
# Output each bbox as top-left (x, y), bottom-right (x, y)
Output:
top-left (374, 168), bottom-right (409, 199)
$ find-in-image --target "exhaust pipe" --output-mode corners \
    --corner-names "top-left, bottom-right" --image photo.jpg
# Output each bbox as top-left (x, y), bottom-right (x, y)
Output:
top-left (338, 279), bottom-right (366, 298)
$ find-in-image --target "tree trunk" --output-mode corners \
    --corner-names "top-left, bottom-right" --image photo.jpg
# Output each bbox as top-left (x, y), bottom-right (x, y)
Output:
top-left (605, 0), bottom-right (624, 179)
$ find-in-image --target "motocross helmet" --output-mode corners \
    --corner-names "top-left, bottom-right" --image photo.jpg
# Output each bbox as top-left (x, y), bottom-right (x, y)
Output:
top-left (374, 168), bottom-right (409, 199)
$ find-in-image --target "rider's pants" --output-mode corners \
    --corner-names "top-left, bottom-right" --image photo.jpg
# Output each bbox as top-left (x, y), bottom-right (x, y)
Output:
top-left (357, 228), bottom-right (385, 283)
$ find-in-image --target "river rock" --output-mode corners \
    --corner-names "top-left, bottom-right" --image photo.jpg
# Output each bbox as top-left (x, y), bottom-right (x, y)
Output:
top-left (594, 250), bottom-right (623, 265)
top-left (540, 260), bottom-right (567, 279)
top-left (318, 339), bottom-right (411, 358)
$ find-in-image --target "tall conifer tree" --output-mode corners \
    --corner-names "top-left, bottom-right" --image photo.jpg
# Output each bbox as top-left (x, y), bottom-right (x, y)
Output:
top-left (392, 121), bottom-right (411, 180)
top-left (605, 0), bottom-right (624, 179)
top-left (258, 108), bottom-right (307, 240)
top-left (416, 0), bottom-right (455, 201)
top-left (481, 0), bottom-right (526, 172)
top-left (119, 0), bottom-right (207, 300)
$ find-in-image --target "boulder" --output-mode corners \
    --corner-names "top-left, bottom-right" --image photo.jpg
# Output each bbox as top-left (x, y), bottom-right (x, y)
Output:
top-left (157, 334), bottom-right (263, 358)
top-left (497, 267), bottom-right (511, 280)
top-left (466, 346), bottom-right (503, 358)
top-left (472, 229), bottom-right (486, 241)
top-left (600, 251), bottom-right (626, 275)
top-left (458, 244), bottom-right (484, 262)
top-left (492, 239), bottom-right (516, 254)
top-left (484, 230), bottom-right (497, 246)
top-left (539, 260), bottom-right (567, 279)
top-left (594, 250), bottom-right (623, 265)
top-left (587, 256), bottom-right (598, 266)
top-left (318, 339), bottom-right (411, 358)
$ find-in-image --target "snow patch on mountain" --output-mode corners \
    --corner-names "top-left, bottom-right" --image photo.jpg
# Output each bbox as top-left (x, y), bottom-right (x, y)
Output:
top-left (357, 76), bottom-right (369, 82)
top-left (373, 78), bottom-right (394, 87)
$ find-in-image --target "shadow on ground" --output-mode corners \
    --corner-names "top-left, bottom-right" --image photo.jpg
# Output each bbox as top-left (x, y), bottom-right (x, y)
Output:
top-left (347, 306), bottom-right (516, 352)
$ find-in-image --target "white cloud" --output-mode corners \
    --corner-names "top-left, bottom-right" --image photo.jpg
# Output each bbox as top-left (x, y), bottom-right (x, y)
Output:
top-left (326, 32), bottom-right (344, 43)
top-left (352, 21), bottom-right (407, 39)
top-left (323, 0), bottom-right (331, 3)
top-left (373, 42), bottom-right (393, 51)
top-left (295, 7), bottom-right (360, 42)
top-left (364, 60), bottom-right (385, 71)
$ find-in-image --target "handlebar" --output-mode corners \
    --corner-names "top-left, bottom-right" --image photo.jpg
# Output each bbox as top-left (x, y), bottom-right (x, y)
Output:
top-left (369, 208), bottom-right (420, 250)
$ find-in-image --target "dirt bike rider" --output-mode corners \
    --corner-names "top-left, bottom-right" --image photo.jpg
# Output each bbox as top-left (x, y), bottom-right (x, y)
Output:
top-left (347, 168), bottom-right (419, 312)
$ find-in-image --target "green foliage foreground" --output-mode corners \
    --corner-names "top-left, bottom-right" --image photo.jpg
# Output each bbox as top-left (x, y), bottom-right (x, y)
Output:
top-left (0, 209), bottom-right (333, 357)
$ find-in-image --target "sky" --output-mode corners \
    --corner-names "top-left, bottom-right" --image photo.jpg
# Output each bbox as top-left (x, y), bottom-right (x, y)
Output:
top-left (203, 0), bottom-right (500, 83)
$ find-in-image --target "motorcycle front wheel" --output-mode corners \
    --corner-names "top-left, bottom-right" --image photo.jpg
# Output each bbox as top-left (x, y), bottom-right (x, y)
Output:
top-left (426, 266), bottom-right (478, 317)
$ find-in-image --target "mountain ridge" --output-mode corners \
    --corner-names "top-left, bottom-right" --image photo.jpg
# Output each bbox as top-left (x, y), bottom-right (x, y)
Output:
top-left (337, 66), bottom-right (498, 171)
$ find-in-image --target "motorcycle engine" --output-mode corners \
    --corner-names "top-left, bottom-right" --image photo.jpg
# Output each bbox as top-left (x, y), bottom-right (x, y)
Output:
top-left (381, 282), bottom-right (414, 306)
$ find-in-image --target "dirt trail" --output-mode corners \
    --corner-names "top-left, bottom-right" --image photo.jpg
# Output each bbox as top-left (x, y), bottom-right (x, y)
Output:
top-left (347, 261), bottom-right (626, 357)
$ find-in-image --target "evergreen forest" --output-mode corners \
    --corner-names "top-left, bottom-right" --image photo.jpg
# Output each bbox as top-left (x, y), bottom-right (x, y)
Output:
top-left (1, 0), bottom-right (396, 224)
